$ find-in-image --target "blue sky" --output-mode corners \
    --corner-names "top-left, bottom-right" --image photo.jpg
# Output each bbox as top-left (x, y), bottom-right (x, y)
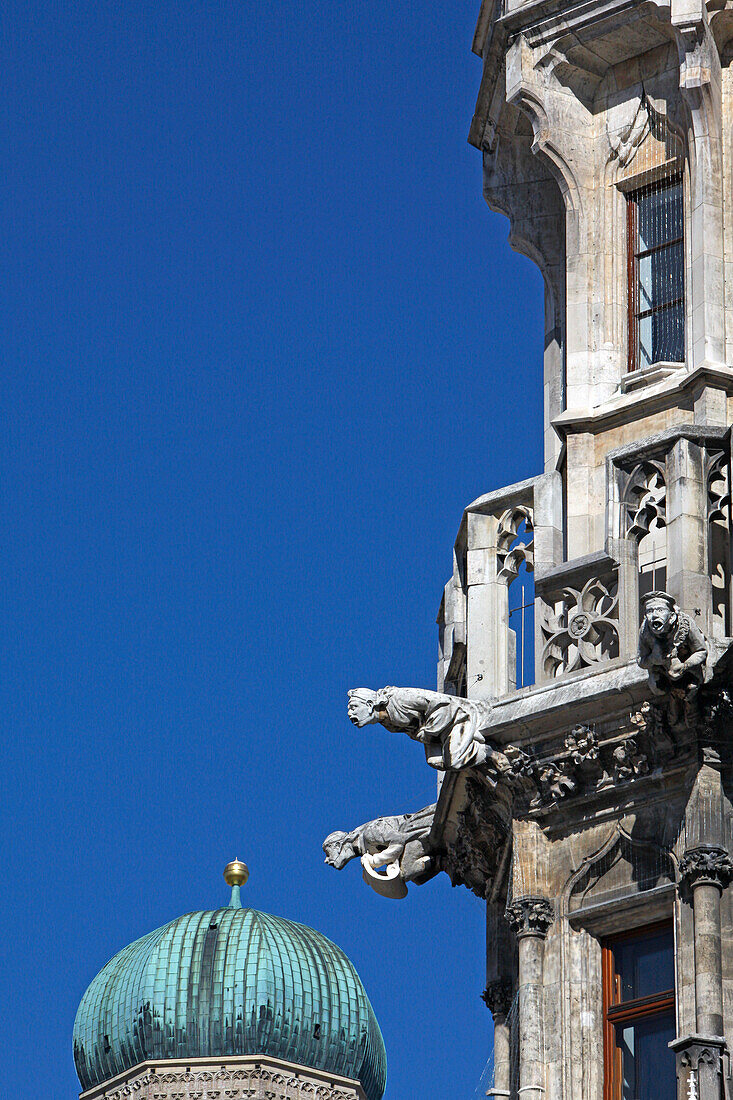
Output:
top-left (0, 4), bottom-right (544, 1097)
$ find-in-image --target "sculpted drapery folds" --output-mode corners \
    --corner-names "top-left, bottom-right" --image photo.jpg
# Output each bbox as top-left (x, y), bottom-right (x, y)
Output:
top-left (347, 686), bottom-right (508, 777)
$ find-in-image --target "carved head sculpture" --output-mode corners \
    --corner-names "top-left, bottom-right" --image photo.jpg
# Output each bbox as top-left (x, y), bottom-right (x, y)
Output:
top-left (641, 591), bottom-right (678, 639)
top-left (347, 688), bottom-right (380, 727)
top-left (322, 831), bottom-right (356, 869)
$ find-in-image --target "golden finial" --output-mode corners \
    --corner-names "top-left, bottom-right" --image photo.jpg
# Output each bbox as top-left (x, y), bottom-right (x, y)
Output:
top-left (222, 858), bottom-right (248, 902)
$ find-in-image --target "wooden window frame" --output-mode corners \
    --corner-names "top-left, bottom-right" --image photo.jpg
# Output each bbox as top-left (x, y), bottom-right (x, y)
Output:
top-left (602, 921), bottom-right (675, 1100)
top-left (626, 176), bottom-right (684, 373)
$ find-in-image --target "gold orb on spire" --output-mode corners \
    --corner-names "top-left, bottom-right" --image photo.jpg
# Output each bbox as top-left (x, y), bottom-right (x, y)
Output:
top-left (223, 857), bottom-right (249, 887)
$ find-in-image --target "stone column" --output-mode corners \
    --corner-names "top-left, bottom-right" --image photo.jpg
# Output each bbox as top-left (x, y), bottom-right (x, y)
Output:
top-left (666, 438), bottom-right (711, 634)
top-left (506, 897), bottom-right (553, 1100)
top-left (679, 845), bottom-right (733, 1036)
top-left (482, 978), bottom-right (514, 1100)
top-left (466, 511), bottom-right (503, 700)
top-left (671, 846), bottom-right (733, 1100)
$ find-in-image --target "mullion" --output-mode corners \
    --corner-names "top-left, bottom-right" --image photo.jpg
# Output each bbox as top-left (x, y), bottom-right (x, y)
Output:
top-left (637, 297), bottom-right (684, 321)
top-left (636, 235), bottom-right (683, 261)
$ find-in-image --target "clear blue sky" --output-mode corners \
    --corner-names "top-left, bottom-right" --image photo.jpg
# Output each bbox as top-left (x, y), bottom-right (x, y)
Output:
top-left (1, 4), bottom-right (544, 1098)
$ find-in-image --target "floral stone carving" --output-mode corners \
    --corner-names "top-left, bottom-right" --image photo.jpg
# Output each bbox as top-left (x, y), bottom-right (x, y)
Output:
top-left (481, 976), bottom-right (514, 1016)
top-left (505, 896), bottom-right (554, 938)
top-left (679, 846), bottom-right (733, 892)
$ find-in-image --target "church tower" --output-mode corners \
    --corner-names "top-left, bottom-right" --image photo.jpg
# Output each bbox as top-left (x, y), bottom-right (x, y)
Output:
top-left (325, 4), bottom-right (733, 1100)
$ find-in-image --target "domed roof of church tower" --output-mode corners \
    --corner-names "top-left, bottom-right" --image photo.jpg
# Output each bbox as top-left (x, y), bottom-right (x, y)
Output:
top-left (72, 861), bottom-right (386, 1100)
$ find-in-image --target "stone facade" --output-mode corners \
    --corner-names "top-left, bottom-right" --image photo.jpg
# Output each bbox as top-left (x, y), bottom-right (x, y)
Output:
top-left (79, 1056), bottom-right (366, 1100)
top-left (325, 3), bottom-right (733, 1099)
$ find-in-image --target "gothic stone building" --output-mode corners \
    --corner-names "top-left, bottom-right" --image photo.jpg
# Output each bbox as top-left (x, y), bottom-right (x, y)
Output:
top-left (323, 2), bottom-right (733, 1100)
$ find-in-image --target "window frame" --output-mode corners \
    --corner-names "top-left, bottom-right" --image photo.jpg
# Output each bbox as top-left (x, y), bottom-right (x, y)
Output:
top-left (602, 921), bottom-right (676, 1100)
top-left (626, 176), bottom-right (685, 373)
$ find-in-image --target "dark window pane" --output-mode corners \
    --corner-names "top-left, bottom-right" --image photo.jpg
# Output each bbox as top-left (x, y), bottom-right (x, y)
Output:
top-left (637, 182), bottom-right (683, 252)
top-left (615, 930), bottom-right (674, 1001)
top-left (638, 242), bottom-right (683, 311)
top-left (638, 303), bottom-right (684, 368)
top-left (618, 1011), bottom-right (676, 1100)
top-left (630, 179), bottom-right (685, 371)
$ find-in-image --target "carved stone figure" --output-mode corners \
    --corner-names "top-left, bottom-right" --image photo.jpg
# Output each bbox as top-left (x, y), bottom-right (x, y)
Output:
top-left (611, 738), bottom-right (649, 784)
top-left (565, 725), bottom-right (603, 784)
top-left (637, 591), bottom-right (708, 697)
top-left (530, 761), bottom-right (575, 808)
top-left (323, 803), bottom-right (438, 899)
top-left (347, 686), bottom-right (507, 775)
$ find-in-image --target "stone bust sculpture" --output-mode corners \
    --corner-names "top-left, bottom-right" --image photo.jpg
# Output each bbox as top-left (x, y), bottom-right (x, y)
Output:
top-left (323, 804), bottom-right (438, 898)
top-left (637, 591), bottom-right (708, 696)
top-left (347, 685), bottom-right (507, 776)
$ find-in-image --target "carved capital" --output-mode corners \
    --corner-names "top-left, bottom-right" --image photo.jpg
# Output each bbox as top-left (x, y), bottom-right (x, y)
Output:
top-left (505, 895), bottom-right (554, 939)
top-left (671, 1034), bottom-right (727, 1087)
top-left (481, 977), bottom-right (513, 1017)
top-left (679, 846), bottom-right (733, 893)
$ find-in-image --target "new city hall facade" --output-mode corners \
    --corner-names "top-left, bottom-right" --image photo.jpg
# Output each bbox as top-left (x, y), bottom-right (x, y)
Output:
top-left (73, 3), bottom-right (733, 1100)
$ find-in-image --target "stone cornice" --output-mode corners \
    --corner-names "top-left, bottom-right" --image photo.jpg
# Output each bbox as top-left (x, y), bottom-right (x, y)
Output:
top-left (79, 1056), bottom-right (367, 1100)
top-left (553, 364), bottom-right (733, 436)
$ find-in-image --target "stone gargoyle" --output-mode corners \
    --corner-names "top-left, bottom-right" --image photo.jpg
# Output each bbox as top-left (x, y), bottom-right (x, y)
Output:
top-left (323, 803), bottom-right (438, 899)
top-left (347, 685), bottom-right (508, 778)
top-left (637, 591), bottom-right (708, 699)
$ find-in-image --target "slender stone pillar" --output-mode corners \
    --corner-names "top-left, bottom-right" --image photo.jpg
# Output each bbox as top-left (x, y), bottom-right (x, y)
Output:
top-left (482, 978), bottom-right (513, 1099)
top-left (679, 845), bottom-right (733, 1036)
top-left (672, 846), bottom-right (733, 1100)
top-left (505, 897), bottom-right (553, 1100)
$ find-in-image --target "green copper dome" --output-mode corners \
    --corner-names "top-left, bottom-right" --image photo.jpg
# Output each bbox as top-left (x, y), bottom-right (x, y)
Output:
top-left (73, 892), bottom-right (386, 1100)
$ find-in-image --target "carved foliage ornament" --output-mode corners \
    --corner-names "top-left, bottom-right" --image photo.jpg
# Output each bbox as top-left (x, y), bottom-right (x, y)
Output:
top-left (679, 846), bottom-right (733, 892)
top-left (481, 977), bottom-right (514, 1017)
top-left (505, 896), bottom-right (554, 939)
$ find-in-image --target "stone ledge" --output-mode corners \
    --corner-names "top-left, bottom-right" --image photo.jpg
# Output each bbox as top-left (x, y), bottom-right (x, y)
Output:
top-left (79, 1055), bottom-right (367, 1100)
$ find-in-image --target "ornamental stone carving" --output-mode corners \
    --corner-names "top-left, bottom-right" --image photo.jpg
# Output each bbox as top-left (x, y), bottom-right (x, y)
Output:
top-left (442, 778), bottom-right (510, 900)
top-left (496, 506), bottom-right (534, 583)
top-left (530, 761), bottom-right (576, 808)
top-left (611, 738), bottom-right (649, 784)
top-left (539, 576), bottom-right (619, 678)
top-left (607, 94), bottom-right (654, 168)
top-left (89, 1064), bottom-right (363, 1100)
top-left (620, 460), bottom-right (666, 541)
top-left (347, 686), bottom-right (506, 775)
top-left (637, 591), bottom-right (708, 697)
top-left (679, 846), bottom-right (733, 893)
top-left (505, 896), bottom-right (554, 939)
top-left (481, 977), bottom-right (514, 1016)
top-left (323, 803), bottom-right (437, 899)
